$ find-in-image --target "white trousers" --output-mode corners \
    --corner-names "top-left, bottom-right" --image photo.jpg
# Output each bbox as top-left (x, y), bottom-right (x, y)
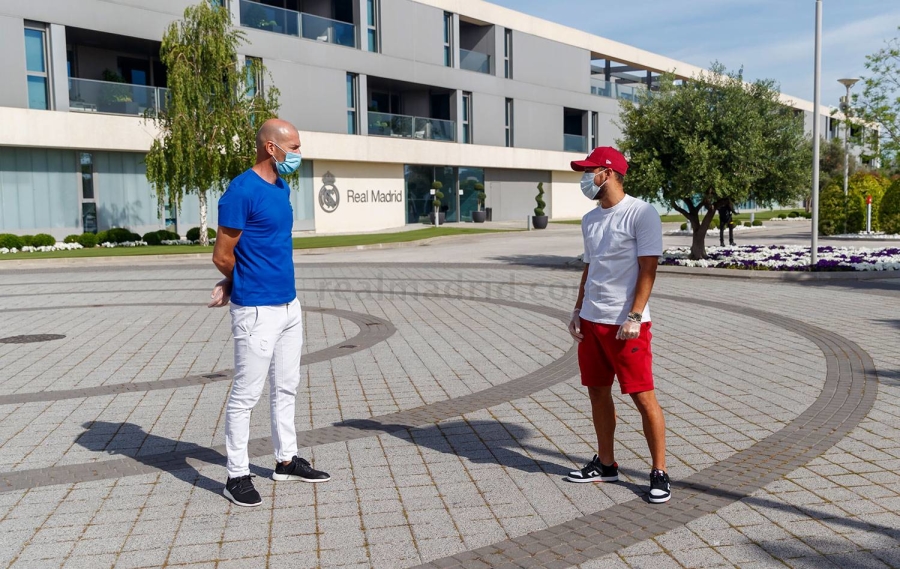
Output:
top-left (225, 298), bottom-right (303, 479)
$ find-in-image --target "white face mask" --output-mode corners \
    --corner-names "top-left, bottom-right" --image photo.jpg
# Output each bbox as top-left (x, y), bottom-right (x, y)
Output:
top-left (580, 170), bottom-right (608, 200)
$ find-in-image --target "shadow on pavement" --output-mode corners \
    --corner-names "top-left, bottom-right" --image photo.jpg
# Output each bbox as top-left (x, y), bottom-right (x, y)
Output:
top-left (487, 254), bottom-right (582, 269)
top-left (76, 421), bottom-right (270, 497)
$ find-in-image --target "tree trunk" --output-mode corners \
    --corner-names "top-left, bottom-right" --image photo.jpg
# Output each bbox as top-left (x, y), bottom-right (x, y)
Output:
top-left (199, 190), bottom-right (209, 246)
top-left (688, 208), bottom-right (717, 260)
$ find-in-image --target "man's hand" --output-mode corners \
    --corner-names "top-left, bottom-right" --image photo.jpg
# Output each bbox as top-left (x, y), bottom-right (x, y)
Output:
top-left (616, 320), bottom-right (641, 340)
top-left (568, 310), bottom-right (584, 342)
top-left (208, 278), bottom-right (232, 308)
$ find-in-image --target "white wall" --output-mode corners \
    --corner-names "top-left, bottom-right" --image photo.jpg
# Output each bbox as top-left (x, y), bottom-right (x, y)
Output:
top-left (312, 160), bottom-right (405, 233)
top-left (550, 170), bottom-right (595, 220)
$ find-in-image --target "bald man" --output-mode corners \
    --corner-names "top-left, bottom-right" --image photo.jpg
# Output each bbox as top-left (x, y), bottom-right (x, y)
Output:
top-left (209, 118), bottom-right (330, 507)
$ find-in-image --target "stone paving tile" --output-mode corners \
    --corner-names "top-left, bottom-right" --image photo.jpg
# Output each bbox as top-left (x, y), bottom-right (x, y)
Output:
top-left (0, 264), bottom-right (899, 568)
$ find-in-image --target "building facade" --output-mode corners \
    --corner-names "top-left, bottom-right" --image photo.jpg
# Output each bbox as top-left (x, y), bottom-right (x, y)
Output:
top-left (0, 0), bottom-right (844, 238)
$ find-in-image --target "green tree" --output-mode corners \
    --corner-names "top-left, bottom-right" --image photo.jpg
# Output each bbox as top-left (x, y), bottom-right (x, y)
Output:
top-left (879, 177), bottom-right (900, 234)
top-left (534, 182), bottom-right (545, 216)
top-left (618, 64), bottom-right (811, 259)
top-left (854, 27), bottom-right (900, 172)
top-left (145, 0), bottom-right (280, 245)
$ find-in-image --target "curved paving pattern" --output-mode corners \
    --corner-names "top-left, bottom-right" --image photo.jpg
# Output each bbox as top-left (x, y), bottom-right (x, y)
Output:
top-left (0, 277), bottom-right (881, 569)
top-left (413, 295), bottom-right (879, 569)
top-left (0, 307), bottom-right (394, 406)
top-left (0, 294), bottom-right (575, 493)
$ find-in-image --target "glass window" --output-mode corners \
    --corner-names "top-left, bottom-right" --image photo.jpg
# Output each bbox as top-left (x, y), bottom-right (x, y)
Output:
top-left (24, 26), bottom-right (50, 110)
top-left (462, 92), bottom-right (472, 144)
top-left (366, 0), bottom-right (379, 52)
top-left (244, 56), bottom-right (262, 97)
top-left (505, 98), bottom-right (513, 147)
top-left (443, 13), bottom-right (452, 67)
top-left (346, 73), bottom-right (357, 135)
top-left (503, 29), bottom-right (512, 79)
top-left (80, 153), bottom-right (94, 200)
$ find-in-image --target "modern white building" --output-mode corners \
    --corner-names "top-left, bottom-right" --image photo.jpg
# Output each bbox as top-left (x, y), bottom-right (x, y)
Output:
top-left (0, 0), bottom-right (846, 238)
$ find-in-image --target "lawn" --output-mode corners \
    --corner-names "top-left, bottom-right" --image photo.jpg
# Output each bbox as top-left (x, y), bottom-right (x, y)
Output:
top-left (554, 209), bottom-right (807, 225)
top-left (0, 227), bottom-right (508, 261)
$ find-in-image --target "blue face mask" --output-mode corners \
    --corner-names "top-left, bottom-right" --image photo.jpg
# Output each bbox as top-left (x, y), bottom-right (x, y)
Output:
top-left (271, 142), bottom-right (302, 175)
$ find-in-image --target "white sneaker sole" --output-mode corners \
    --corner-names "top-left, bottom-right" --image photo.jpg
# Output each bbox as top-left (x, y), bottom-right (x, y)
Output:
top-left (564, 475), bottom-right (619, 483)
top-left (272, 473), bottom-right (331, 482)
top-left (223, 488), bottom-right (262, 507)
top-left (649, 492), bottom-right (671, 503)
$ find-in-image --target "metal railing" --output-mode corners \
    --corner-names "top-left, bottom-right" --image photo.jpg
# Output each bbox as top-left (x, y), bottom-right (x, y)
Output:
top-left (460, 49), bottom-right (491, 74)
top-left (239, 0), bottom-right (355, 47)
top-left (68, 78), bottom-right (168, 116)
top-left (563, 134), bottom-right (587, 153)
top-left (368, 111), bottom-right (456, 142)
top-left (590, 78), bottom-right (645, 102)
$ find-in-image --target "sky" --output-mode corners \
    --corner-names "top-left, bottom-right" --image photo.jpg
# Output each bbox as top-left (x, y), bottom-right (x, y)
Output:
top-left (487, 0), bottom-right (899, 108)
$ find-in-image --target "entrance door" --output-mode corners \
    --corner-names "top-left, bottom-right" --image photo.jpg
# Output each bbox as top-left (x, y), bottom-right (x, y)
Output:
top-left (458, 167), bottom-right (484, 222)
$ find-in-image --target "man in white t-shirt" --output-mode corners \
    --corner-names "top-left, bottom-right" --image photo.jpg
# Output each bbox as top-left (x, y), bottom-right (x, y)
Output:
top-left (564, 146), bottom-right (671, 504)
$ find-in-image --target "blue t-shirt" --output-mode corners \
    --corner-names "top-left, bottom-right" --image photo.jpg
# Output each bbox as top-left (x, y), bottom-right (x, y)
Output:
top-left (218, 169), bottom-right (296, 306)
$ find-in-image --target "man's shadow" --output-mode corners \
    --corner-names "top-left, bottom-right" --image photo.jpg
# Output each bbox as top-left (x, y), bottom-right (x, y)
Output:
top-left (77, 421), bottom-right (271, 497)
top-left (339, 418), bottom-right (645, 498)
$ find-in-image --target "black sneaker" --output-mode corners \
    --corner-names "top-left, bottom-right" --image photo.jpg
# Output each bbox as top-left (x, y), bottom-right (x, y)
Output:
top-left (273, 456), bottom-right (331, 482)
top-left (649, 469), bottom-right (671, 503)
top-left (224, 475), bottom-right (261, 507)
top-left (565, 455), bottom-right (618, 483)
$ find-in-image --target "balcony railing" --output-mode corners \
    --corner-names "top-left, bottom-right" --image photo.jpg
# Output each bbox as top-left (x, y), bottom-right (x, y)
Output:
top-left (239, 0), bottom-right (355, 47)
top-left (460, 49), bottom-right (491, 74)
top-left (564, 134), bottom-right (587, 153)
top-left (368, 111), bottom-right (456, 142)
top-left (68, 78), bottom-right (168, 116)
top-left (590, 78), bottom-right (645, 102)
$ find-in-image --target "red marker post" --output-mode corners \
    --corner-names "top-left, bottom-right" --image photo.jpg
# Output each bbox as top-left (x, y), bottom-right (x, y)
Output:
top-left (866, 195), bottom-right (873, 234)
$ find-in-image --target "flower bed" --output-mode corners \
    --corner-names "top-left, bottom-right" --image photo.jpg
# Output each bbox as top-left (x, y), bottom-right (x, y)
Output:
top-left (665, 225), bottom-right (765, 236)
top-left (1, 243), bottom-right (84, 254)
top-left (661, 245), bottom-right (900, 271)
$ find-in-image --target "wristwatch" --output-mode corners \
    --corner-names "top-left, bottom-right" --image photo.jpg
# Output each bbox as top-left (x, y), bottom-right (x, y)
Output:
top-left (627, 312), bottom-right (642, 323)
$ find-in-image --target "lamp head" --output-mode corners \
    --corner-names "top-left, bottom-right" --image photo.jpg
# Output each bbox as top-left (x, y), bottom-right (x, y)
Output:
top-left (837, 78), bottom-right (860, 89)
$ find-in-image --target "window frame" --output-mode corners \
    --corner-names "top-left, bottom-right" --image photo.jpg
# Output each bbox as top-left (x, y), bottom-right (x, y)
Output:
top-left (503, 28), bottom-right (512, 79)
top-left (505, 98), bottom-right (513, 148)
top-left (24, 22), bottom-right (51, 110)
top-left (366, 0), bottom-right (380, 52)
top-left (443, 12), bottom-right (453, 67)
top-left (346, 72), bottom-right (358, 135)
top-left (462, 91), bottom-right (472, 144)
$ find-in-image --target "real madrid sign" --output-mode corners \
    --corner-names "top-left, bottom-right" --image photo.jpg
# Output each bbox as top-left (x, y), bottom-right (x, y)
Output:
top-left (317, 172), bottom-right (403, 213)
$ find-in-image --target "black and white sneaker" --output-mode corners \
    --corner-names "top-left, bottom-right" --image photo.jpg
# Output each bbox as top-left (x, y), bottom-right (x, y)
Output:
top-left (224, 475), bottom-right (262, 507)
top-left (565, 455), bottom-right (619, 483)
top-left (649, 469), bottom-right (671, 503)
top-left (273, 456), bottom-right (331, 482)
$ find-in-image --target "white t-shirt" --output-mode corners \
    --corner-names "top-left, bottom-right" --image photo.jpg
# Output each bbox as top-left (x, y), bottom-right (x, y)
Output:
top-left (580, 194), bottom-right (663, 325)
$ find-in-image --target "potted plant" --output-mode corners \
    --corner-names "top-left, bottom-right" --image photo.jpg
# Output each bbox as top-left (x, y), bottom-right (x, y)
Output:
top-left (99, 69), bottom-right (137, 114)
top-left (532, 182), bottom-right (549, 229)
top-left (472, 183), bottom-right (486, 223)
top-left (428, 181), bottom-right (446, 225)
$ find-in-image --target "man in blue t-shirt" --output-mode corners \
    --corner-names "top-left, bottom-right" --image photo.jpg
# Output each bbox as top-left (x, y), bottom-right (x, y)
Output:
top-left (209, 118), bottom-right (330, 507)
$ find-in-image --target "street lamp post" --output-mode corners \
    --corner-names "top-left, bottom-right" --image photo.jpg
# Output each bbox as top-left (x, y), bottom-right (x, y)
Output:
top-left (810, 0), bottom-right (823, 267)
top-left (838, 78), bottom-right (859, 234)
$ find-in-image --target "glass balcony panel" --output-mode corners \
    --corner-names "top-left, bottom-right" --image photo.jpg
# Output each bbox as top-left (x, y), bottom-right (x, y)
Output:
top-left (590, 78), bottom-right (645, 101)
top-left (414, 117), bottom-right (456, 142)
top-left (368, 112), bottom-right (455, 142)
top-left (301, 13), bottom-right (356, 47)
top-left (460, 49), bottom-right (491, 74)
top-left (68, 77), bottom-right (165, 116)
top-left (368, 111), bottom-right (414, 138)
top-left (564, 134), bottom-right (587, 153)
top-left (239, 0), bottom-right (300, 36)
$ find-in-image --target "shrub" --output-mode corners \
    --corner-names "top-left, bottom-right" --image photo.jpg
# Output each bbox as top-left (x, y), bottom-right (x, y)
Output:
top-left (159, 230), bottom-right (180, 240)
top-left (788, 211), bottom-right (800, 218)
top-left (128, 232), bottom-right (141, 242)
top-left (64, 234), bottom-right (81, 244)
top-left (680, 222), bottom-right (688, 231)
top-left (534, 182), bottom-right (546, 216)
top-left (0, 234), bottom-right (23, 250)
top-left (778, 214), bottom-right (787, 219)
top-left (848, 172), bottom-right (889, 232)
top-left (186, 227), bottom-right (217, 242)
top-left (95, 230), bottom-right (110, 244)
top-left (818, 183), bottom-right (863, 236)
top-left (880, 178), bottom-right (900, 235)
top-left (19, 235), bottom-right (34, 247)
top-left (77, 233), bottom-right (98, 248)
top-left (743, 222), bottom-right (752, 227)
top-left (32, 234), bottom-right (56, 247)
top-left (143, 231), bottom-right (162, 246)
top-left (752, 220), bottom-right (763, 227)
top-left (803, 212), bottom-right (812, 219)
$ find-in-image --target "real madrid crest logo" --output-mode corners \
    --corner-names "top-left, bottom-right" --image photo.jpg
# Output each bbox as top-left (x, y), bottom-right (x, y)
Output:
top-left (318, 171), bottom-right (339, 213)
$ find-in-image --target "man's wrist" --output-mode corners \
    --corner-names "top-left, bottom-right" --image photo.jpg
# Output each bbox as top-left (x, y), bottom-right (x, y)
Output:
top-left (626, 311), bottom-right (642, 323)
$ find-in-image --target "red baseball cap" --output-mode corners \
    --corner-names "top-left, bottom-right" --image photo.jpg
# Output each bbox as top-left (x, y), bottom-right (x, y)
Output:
top-left (571, 146), bottom-right (629, 176)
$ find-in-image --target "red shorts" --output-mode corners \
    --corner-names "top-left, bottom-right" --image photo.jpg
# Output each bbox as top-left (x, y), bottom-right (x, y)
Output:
top-left (578, 319), bottom-right (654, 394)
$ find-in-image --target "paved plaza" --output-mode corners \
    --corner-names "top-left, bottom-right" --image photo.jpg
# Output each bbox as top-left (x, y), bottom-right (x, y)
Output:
top-left (1, 227), bottom-right (900, 568)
